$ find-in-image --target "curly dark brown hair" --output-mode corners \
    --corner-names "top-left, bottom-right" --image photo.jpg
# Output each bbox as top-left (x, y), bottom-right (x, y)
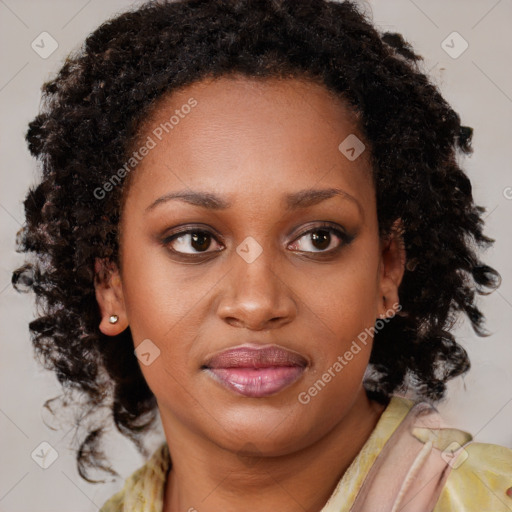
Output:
top-left (12, 0), bottom-right (500, 483)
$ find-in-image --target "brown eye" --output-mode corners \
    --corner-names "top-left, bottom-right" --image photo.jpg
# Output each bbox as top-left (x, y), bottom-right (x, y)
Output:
top-left (165, 230), bottom-right (222, 254)
top-left (288, 225), bottom-right (350, 254)
top-left (310, 230), bottom-right (331, 251)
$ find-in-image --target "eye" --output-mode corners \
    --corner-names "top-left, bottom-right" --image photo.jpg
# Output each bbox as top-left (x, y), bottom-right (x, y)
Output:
top-left (288, 223), bottom-right (351, 254)
top-left (164, 229), bottom-right (223, 255)
top-left (162, 222), bottom-right (352, 258)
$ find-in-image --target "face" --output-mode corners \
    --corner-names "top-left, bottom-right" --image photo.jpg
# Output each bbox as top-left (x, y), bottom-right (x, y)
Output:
top-left (95, 75), bottom-right (404, 457)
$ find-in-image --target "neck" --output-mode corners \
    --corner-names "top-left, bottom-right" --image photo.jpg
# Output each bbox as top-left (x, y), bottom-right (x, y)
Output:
top-left (162, 389), bottom-right (386, 512)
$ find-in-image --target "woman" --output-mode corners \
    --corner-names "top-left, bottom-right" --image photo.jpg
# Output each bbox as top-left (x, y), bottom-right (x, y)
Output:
top-left (13, 0), bottom-right (512, 510)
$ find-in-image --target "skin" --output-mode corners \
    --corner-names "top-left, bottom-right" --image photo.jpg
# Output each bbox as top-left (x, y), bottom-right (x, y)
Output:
top-left (95, 75), bottom-right (405, 512)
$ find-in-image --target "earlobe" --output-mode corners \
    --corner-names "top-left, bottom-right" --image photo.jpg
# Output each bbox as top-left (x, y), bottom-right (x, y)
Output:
top-left (378, 219), bottom-right (406, 318)
top-left (94, 257), bottom-right (128, 336)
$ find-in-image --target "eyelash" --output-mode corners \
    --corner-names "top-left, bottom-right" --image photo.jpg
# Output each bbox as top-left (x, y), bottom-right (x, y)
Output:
top-left (162, 222), bottom-right (354, 259)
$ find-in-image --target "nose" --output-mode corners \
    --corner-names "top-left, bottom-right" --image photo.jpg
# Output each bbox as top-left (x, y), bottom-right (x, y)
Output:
top-left (215, 242), bottom-right (297, 331)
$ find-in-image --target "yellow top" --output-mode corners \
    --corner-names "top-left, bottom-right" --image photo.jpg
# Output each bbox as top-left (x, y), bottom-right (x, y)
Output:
top-left (99, 396), bottom-right (512, 511)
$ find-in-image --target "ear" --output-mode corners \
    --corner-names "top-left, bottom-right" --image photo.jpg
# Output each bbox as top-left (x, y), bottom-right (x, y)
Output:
top-left (94, 258), bottom-right (128, 336)
top-left (377, 218), bottom-right (406, 319)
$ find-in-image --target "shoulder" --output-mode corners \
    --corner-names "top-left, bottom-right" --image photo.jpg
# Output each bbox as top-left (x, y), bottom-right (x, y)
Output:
top-left (434, 439), bottom-right (512, 511)
top-left (99, 441), bottom-right (170, 512)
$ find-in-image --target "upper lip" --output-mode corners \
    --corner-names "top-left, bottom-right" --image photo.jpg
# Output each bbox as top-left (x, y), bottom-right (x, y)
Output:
top-left (203, 343), bottom-right (308, 369)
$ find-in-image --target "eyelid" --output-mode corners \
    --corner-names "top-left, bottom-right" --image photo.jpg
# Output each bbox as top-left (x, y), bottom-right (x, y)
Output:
top-left (162, 225), bottom-right (224, 255)
top-left (161, 223), bottom-right (224, 242)
top-left (161, 221), bottom-right (353, 256)
top-left (288, 222), bottom-right (353, 253)
top-left (291, 221), bottom-right (349, 240)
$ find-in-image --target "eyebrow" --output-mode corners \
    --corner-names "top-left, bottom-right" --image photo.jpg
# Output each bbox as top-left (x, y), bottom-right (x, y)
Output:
top-left (145, 187), bottom-right (362, 215)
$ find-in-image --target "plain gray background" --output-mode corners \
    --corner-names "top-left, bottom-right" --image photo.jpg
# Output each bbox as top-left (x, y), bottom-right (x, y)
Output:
top-left (1, 0), bottom-right (511, 511)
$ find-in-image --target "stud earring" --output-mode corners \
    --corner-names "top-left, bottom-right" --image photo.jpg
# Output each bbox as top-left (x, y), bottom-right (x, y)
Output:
top-left (109, 314), bottom-right (119, 324)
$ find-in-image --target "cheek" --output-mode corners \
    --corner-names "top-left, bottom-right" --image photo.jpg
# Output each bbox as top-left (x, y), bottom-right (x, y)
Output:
top-left (120, 238), bottom-right (206, 337)
top-left (304, 245), bottom-right (381, 332)
top-left (296, 242), bottom-right (380, 383)
top-left (119, 249), bottom-right (203, 405)
top-left (295, 265), bottom-right (377, 419)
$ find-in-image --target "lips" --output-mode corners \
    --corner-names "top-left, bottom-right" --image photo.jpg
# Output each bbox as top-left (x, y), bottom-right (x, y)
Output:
top-left (203, 344), bottom-right (308, 398)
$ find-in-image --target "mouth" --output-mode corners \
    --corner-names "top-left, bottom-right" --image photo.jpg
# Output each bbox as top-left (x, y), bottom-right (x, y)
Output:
top-left (202, 344), bottom-right (308, 398)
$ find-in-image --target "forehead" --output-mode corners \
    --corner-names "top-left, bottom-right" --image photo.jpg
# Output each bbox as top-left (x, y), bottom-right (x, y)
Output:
top-left (125, 75), bottom-right (374, 211)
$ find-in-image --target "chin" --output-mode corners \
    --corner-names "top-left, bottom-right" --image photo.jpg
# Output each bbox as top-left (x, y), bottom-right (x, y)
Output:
top-left (210, 406), bottom-right (318, 457)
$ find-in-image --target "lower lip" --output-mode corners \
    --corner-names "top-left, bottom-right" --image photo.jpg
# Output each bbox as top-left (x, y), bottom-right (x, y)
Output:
top-left (205, 366), bottom-right (305, 397)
